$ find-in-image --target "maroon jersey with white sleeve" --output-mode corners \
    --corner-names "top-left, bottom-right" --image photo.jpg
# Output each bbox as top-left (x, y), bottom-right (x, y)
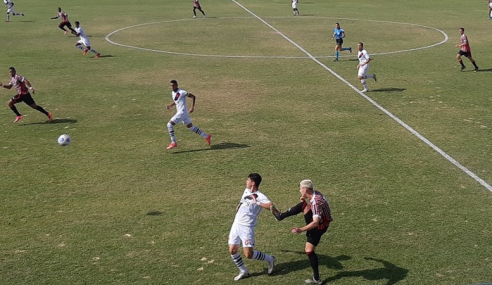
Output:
top-left (9, 74), bottom-right (29, 96)
top-left (309, 190), bottom-right (333, 230)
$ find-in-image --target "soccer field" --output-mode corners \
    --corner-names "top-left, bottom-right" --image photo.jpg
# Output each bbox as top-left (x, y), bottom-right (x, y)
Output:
top-left (1, 0), bottom-right (492, 284)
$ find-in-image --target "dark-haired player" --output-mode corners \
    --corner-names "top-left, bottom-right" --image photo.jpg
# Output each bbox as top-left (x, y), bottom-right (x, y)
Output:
top-left (456, 27), bottom-right (478, 71)
top-left (228, 173), bottom-right (276, 281)
top-left (51, 7), bottom-right (76, 35)
top-left (0, 67), bottom-right (52, 123)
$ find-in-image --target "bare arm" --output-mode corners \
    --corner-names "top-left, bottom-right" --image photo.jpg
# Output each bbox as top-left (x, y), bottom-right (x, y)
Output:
top-left (166, 102), bottom-right (176, 109)
top-left (187, 93), bottom-right (196, 113)
top-left (292, 216), bottom-right (320, 234)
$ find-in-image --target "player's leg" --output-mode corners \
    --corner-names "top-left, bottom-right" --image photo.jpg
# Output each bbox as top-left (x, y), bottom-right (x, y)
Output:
top-left (185, 119), bottom-right (211, 145)
top-left (198, 7), bottom-right (205, 17)
top-left (457, 52), bottom-right (466, 70)
top-left (358, 68), bottom-right (369, 92)
top-left (304, 240), bottom-right (322, 284)
top-left (272, 201), bottom-right (307, 221)
top-left (228, 224), bottom-right (250, 281)
top-left (6, 9), bottom-right (10, 22)
top-left (86, 45), bottom-right (100, 57)
top-left (75, 42), bottom-right (85, 53)
top-left (166, 119), bottom-right (178, 149)
top-left (8, 98), bottom-right (23, 122)
top-left (25, 94), bottom-right (52, 120)
top-left (467, 55), bottom-right (479, 70)
top-left (59, 22), bottom-right (67, 32)
top-left (193, 7), bottom-right (197, 18)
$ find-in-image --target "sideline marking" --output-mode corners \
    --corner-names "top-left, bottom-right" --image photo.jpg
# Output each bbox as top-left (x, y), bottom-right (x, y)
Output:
top-left (231, 0), bottom-right (492, 192)
top-left (105, 17), bottom-right (447, 59)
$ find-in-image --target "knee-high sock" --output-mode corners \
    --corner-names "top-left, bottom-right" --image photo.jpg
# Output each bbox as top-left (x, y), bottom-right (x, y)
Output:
top-left (189, 125), bottom-right (208, 138)
top-left (10, 105), bottom-right (21, 116)
top-left (36, 106), bottom-right (49, 116)
top-left (307, 251), bottom-right (320, 280)
top-left (279, 201), bottom-right (304, 220)
top-left (361, 79), bottom-right (368, 90)
top-left (167, 122), bottom-right (176, 143)
top-left (231, 253), bottom-right (248, 273)
top-left (253, 250), bottom-right (274, 262)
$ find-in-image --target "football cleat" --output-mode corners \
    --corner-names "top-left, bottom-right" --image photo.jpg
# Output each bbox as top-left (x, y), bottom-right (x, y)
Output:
top-left (205, 134), bottom-right (211, 146)
top-left (95, 53), bottom-right (101, 58)
top-left (83, 49), bottom-right (88, 56)
top-left (13, 115), bottom-right (23, 123)
top-left (267, 256), bottom-right (276, 274)
top-left (233, 271), bottom-right (250, 281)
top-left (47, 112), bottom-right (53, 122)
top-left (166, 142), bottom-right (178, 150)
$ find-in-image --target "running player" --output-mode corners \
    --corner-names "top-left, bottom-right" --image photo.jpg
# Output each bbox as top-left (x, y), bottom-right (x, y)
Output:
top-left (73, 21), bottom-right (101, 58)
top-left (357, 42), bottom-right (377, 92)
top-left (332, 22), bottom-right (352, 62)
top-left (0, 67), bottom-right (52, 123)
top-left (3, 0), bottom-right (24, 22)
top-left (51, 7), bottom-right (76, 35)
top-left (165, 80), bottom-right (211, 150)
top-left (456, 27), bottom-right (479, 71)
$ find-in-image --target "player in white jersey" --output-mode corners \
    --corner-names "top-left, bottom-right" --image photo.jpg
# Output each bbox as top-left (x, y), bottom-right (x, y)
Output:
top-left (165, 80), bottom-right (211, 150)
top-left (4, 0), bottom-right (24, 22)
top-left (357, 42), bottom-right (377, 93)
top-left (292, 0), bottom-right (299, 16)
top-left (73, 21), bottom-right (101, 58)
top-left (228, 173), bottom-right (276, 281)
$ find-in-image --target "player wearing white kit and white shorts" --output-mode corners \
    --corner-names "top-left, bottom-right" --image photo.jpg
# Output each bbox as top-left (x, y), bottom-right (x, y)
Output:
top-left (357, 42), bottom-right (376, 92)
top-left (73, 21), bottom-right (100, 58)
top-left (4, 0), bottom-right (24, 22)
top-left (227, 173), bottom-right (276, 281)
top-left (292, 0), bottom-right (299, 16)
top-left (165, 80), bottom-right (211, 150)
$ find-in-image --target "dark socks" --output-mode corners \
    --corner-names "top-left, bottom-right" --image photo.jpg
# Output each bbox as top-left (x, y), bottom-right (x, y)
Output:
top-left (307, 252), bottom-right (320, 280)
top-left (10, 106), bottom-right (21, 116)
top-left (36, 106), bottom-right (49, 116)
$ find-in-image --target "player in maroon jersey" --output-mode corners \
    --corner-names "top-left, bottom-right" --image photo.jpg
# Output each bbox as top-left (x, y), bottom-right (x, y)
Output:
top-left (270, 179), bottom-right (332, 284)
top-left (192, 0), bottom-right (205, 18)
top-left (456, 27), bottom-right (479, 71)
top-left (51, 7), bottom-right (76, 35)
top-left (0, 67), bottom-right (52, 123)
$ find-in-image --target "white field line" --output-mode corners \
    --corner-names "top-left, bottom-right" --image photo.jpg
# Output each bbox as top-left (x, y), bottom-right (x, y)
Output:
top-left (105, 17), bottom-right (447, 59)
top-left (231, 0), bottom-right (492, 192)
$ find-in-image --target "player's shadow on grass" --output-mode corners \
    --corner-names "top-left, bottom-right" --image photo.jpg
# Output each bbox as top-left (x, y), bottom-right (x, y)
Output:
top-left (170, 142), bottom-right (249, 154)
top-left (323, 257), bottom-right (408, 285)
top-left (371, 87), bottom-right (406, 92)
top-left (146, 211), bottom-right (164, 216)
top-left (98, 55), bottom-right (114, 58)
top-left (273, 251), bottom-right (350, 276)
top-left (20, 118), bottom-right (78, 125)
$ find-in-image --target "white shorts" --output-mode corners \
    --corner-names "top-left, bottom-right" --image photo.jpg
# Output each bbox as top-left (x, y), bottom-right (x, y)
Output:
top-left (292, 3), bottom-right (297, 9)
top-left (7, 7), bottom-right (15, 14)
top-left (358, 64), bottom-right (369, 77)
top-left (489, 2), bottom-right (492, 8)
top-left (228, 222), bottom-right (255, 248)
top-left (77, 38), bottom-right (91, 47)
top-left (170, 112), bottom-right (192, 125)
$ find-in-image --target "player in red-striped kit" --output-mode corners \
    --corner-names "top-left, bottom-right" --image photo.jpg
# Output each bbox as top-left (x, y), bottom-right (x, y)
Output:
top-left (270, 179), bottom-right (333, 284)
top-left (456, 27), bottom-right (478, 72)
top-left (192, 0), bottom-right (205, 18)
top-left (51, 7), bottom-right (76, 35)
top-left (0, 67), bottom-right (52, 123)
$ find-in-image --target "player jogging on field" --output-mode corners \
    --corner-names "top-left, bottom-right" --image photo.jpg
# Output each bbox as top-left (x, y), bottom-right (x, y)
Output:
top-left (73, 21), bottom-right (101, 58)
top-left (456, 27), bottom-right (479, 71)
top-left (3, 0), bottom-right (24, 22)
top-left (332, 22), bottom-right (352, 62)
top-left (165, 80), bottom-right (211, 150)
top-left (270, 179), bottom-right (332, 284)
top-left (51, 7), bottom-right (76, 35)
top-left (228, 173), bottom-right (276, 281)
top-left (357, 42), bottom-right (377, 92)
top-left (0, 67), bottom-right (52, 123)
top-left (192, 0), bottom-right (205, 18)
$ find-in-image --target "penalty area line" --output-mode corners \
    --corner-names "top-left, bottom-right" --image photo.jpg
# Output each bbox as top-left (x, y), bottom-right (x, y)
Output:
top-left (231, 0), bottom-right (492, 193)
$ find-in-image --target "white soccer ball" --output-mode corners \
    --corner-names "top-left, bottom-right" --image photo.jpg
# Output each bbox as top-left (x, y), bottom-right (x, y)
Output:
top-left (58, 134), bottom-right (71, 146)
